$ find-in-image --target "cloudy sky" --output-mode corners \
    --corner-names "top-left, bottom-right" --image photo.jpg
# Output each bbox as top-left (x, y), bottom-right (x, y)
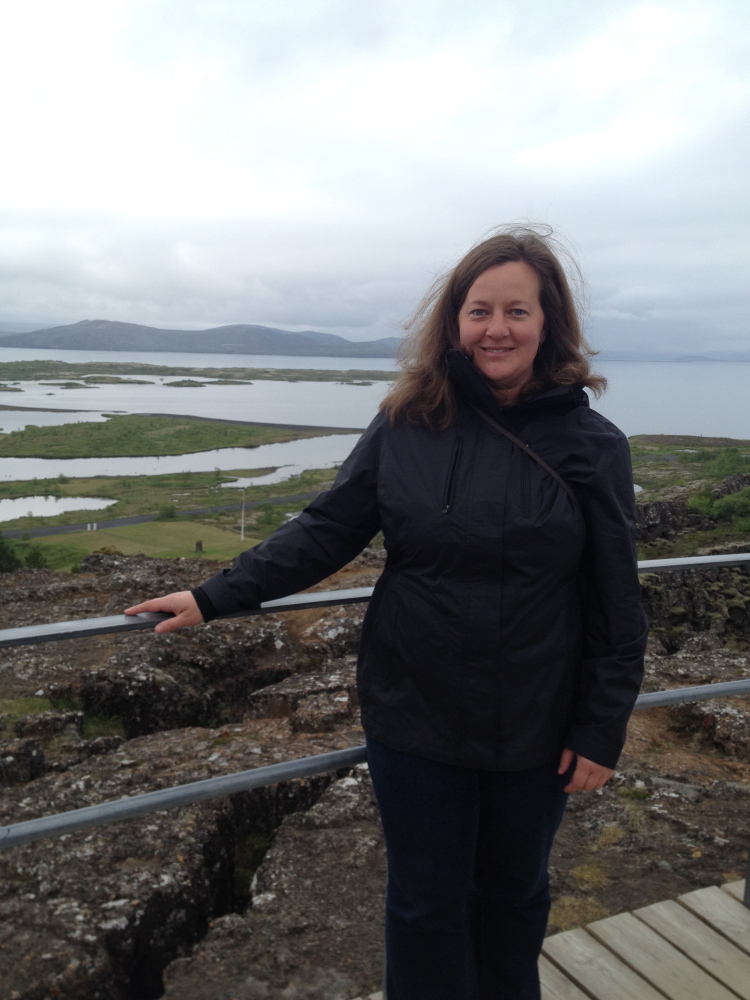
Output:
top-left (0, 0), bottom-right (748, 355)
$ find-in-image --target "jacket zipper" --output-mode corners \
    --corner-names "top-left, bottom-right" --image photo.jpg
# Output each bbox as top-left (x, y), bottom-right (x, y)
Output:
top-left (442, 438), bottom-right (462, 514)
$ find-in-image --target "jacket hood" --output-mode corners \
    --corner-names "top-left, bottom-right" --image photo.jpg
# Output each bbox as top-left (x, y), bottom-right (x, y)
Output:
top-left (445, 348), bottom-right (588, 422)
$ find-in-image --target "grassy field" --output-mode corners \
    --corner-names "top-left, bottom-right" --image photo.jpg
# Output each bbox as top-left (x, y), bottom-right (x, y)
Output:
top-left (0, 359), bottom-right (395, 383)
top-left (3, 429), bottom-right (749, 567)
top-left (630, 434), bottom-right (750, 502)
top-left (32, 519), bottom-right (261, 568)
top-left (0, 413), bottom-right (334, 458)
top-left (0, 465), bottom-right (337, 531)
top-left (631, 435), bottom-right (750, 559)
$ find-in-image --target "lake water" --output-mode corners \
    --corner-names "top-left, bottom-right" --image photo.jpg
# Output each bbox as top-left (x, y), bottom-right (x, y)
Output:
top-left (0, 348), bottom-right (748, 489)
top-left (2, 377), bottom-right (386, 430)
top-left (0, 434), bottom-right (360, 485)
top-left (0, 347), bottom-right (747, 439)
top-left (0, 409), bottom-right (112, 433)
top-left (0, 495), bottom-right (115, 523)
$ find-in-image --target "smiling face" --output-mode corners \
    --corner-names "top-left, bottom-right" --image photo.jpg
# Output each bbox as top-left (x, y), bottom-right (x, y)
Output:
top-left (457, 261), bottom-right (545, 405)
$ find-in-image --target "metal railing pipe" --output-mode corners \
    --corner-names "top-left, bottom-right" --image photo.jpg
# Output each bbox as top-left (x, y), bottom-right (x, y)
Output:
top-left (634, 679), bottom-right (750, 709)
top-left (1, 677), bottom-right (750, 851)
top-left (0, 587), bottom-right (374, 649)
top-left (0, 550), bottom-right (748, 852)
top-left (637, 553), bottom-right (750, 573)
top-left (0, 745), bottom-right (367, 850)
top-left (1, 550), bottom-right (749, 650)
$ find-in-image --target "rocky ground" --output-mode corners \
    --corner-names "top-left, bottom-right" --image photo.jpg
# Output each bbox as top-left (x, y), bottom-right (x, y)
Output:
top-left (0, 547), bottom-right (748, 999)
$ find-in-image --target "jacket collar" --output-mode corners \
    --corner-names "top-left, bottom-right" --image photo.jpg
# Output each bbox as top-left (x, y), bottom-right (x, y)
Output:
top-left (445, 349), bottom-right (587, 423)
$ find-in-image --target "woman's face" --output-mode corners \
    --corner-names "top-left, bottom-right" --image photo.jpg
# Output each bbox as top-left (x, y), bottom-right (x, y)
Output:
top-left (457, 261), bottom-right (545, 403)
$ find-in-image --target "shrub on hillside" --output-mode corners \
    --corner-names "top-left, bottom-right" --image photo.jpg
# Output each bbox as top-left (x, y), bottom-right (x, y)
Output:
top-left (24, 545), bottom-right (48, 569)
top-left (713, 487), bottom-right (750, 522)
top-left (0, 534), bottom-right (22, 572)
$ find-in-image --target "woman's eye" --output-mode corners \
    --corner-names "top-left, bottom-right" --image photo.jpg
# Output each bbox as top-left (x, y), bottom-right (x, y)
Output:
top-left (510, 309), bottom-right (527, 317)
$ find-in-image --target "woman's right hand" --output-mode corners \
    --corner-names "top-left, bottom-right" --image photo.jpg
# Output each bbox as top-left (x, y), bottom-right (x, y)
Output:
top-left (124, 591), bottom-right (204, 634)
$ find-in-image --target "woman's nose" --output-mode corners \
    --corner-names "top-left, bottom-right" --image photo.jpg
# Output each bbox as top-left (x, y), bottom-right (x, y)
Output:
top-left (485, 312), bottom-right (509, 338)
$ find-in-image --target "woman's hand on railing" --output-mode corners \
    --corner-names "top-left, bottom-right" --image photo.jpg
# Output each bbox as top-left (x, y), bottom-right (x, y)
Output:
top-left (558, 748), bottom-right (614, 793)
top-left (124, 592), bottom-right (204, 634)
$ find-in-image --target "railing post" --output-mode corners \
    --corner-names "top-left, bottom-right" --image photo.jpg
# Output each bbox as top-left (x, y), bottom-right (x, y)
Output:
top-left (744, 854), bottom-right (750, 909)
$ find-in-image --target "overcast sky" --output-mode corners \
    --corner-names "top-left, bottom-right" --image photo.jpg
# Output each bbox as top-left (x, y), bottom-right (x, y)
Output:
top-left (0, 0), bottom-right (748, 354)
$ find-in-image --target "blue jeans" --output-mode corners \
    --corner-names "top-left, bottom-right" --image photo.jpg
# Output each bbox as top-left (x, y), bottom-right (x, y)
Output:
top-left (366, 737), bottom-right (569, 1000)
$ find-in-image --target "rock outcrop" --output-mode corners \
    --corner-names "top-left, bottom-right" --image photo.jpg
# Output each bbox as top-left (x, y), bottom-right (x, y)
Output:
top-left (0, 548), bottom-right (749, 998)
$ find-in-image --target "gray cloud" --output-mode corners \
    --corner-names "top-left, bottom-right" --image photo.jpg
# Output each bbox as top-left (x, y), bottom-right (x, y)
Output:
top-left (0, 0), bottom-right (748, 356)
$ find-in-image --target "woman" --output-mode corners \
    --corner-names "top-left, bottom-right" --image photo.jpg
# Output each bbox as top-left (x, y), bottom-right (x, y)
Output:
top-left (126, 227), bottom-right (648, 1000)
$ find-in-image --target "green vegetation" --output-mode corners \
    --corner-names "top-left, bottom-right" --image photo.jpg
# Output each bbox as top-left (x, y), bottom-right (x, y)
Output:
top-left (629, 436), bottom-right (750, 559)
top-left (0, 689), bottom-right (127, 741)
top-left (678, 447), bottom-right (750, 479)
top-left (0, 358), bottom-right (394, 384)
top-left (629, 435), bottom-right (750, 501)
top-left (234, 832), bottom-right (274, 901)
top-left (0, 533), bottom-right (22, 571)
top-left (0, 696), bottom-right (51, 718)
top-left (0, 413), bottom-right (330, 459)
top-left (82, 714), bottom-right (127, 739)
top-left (0, 534), bottom-right (48, 572)
top-left (616, 786), bottom-right (651, 801)
top-left (637, 485), bottom-right (750, 559)
top-left (154, 504), bottom-right (178, 520)
top-left (33, 520), bottom-right (261, 567)
top-left (0, 464), bottom-right (335, 532)
top-left (40, 381), bottom-right (94, 389)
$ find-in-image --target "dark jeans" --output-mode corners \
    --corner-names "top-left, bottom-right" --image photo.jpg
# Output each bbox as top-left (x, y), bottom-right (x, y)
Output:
top-left (366, 736), bottom-right (569, 1000)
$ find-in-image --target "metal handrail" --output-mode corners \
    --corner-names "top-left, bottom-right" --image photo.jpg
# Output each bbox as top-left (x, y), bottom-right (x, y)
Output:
top-left (2, 551), bottom-right (749, 650)
top-left (0, 551), bottom-right (748, 854)
top-left (0, 587), bottom-right (374, 649)
top-left (0, 746), bottom-right (368, 849)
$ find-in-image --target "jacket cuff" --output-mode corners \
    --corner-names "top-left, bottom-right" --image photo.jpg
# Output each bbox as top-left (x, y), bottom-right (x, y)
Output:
top-left (563, 730), bottom-right (622, 770)
top-left (191, 586), bottom-right (218, 623)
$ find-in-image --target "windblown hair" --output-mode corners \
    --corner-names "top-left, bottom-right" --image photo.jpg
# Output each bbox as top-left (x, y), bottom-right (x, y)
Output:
top-left (381, 225), bottom-right (606, 428)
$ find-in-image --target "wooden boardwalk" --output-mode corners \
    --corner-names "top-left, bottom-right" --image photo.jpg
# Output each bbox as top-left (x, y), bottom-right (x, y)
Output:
top-left (351, 881), bottom-right (749, 999)
top-left (542, 880), bottom-right (750, 1000)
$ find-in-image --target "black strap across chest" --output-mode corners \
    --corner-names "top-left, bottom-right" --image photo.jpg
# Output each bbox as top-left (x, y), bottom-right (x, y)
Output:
top-left (470, 405), bottom-right (582, 515)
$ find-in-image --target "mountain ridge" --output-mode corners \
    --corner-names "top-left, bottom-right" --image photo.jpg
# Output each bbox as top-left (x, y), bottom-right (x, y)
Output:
top-left (0, 319), bottom-right (403, 358)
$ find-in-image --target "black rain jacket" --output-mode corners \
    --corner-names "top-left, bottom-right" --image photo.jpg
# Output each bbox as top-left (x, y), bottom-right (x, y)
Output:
top-left (195, 351), bottom-right (648, 771)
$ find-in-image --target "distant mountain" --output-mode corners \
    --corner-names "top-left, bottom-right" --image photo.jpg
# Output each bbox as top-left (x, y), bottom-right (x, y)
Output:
top-left (0, 320), bottom-right (403, 358)
top-left (0, 321), bottom-right (58, 334)
top-left (599, 350), bottom-right (750, 363)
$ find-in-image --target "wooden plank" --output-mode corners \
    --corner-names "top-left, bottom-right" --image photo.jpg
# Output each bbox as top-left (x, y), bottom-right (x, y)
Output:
top-left (679, 885), bottom-right (750, 957)
top-left (635, 898), bottom-right (750, 999)
top-left (588, 911), bottom-right (737, 1000)
top-left (539, 954), bottom-right (593, 1000)
top-left (722, 880), bottom-right (747, 905)
top-left (543, 927), bottom-right (665, 1000)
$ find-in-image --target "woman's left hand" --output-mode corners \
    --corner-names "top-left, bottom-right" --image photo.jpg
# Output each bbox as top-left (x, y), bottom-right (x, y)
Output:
top-left (558, 748), bottom-right (613, 793)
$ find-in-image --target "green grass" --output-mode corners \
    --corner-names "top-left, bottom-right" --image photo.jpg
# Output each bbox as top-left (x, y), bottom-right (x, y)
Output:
top-left (0, 465), bottom-right (336, 532)
top-left (25, 494), bottom-right (314, 567)
top-left (616, 786), bottom-right (651, 801)
top-left (0, 696), bottom-right (51, 718)
top-left (629, 434), bottom-right (750, 502)
top-left (34, 520), bottom-right (262, 567)
top-left (82, 714), bottom-right (127, 739)
top-left (638, 522), bottom-right (750, 561)
top-left (0, 413), bottom-right (329, 459)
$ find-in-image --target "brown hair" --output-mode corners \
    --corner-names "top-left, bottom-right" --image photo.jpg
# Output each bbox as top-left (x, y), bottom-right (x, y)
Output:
top-left (380, 225), bottom-right (606, 428)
